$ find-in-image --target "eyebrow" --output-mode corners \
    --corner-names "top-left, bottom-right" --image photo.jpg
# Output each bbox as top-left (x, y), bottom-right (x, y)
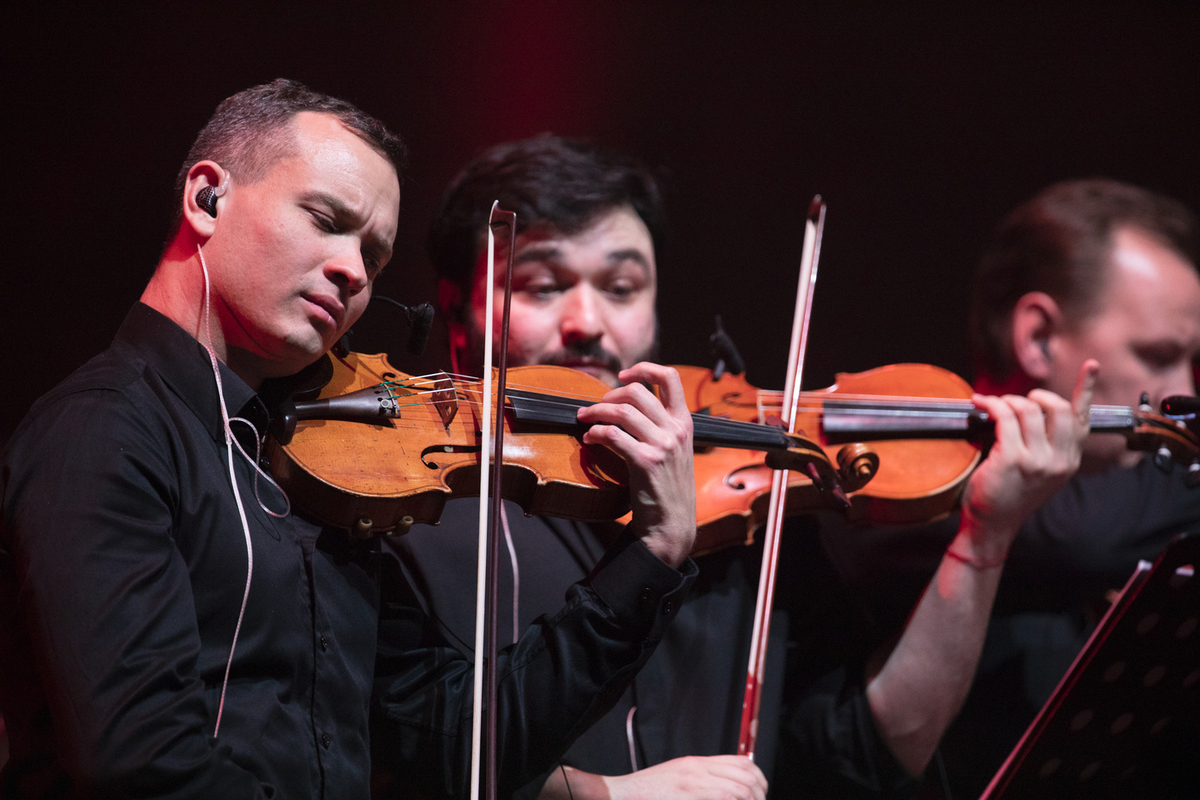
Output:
top-left (513, 245), bottom-right (653, 275)
top-left (606, 248), bottom-right (652, 274)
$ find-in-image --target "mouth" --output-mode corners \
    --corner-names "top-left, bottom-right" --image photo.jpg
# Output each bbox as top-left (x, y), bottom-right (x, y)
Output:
top-left (555, 360), bottom-right (620, 385)
top-left (560, 360), bottom-right (609, 373)
top-left (539, 348), bottom-right (625, 387)
top-left (303, 294), bottom-right (345, 330)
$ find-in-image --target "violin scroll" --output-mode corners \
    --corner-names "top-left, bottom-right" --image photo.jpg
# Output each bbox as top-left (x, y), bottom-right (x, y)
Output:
top-left (1129, 396), bottom-right (1200, 485)
top-left (836, 443), bottom-right (880, 492)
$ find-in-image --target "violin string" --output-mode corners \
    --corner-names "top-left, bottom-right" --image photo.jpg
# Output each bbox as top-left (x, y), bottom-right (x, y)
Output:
top-left (363, 379), bottom-right (957, 438)
top-left (324, 373), bottom-right (1145, 441)
top-left (353, 369), bottom-right (1139, 422)
top-left (352, 378), bottom-right (786, 442)
top-left (343, 377), bottom-right (1138, 433)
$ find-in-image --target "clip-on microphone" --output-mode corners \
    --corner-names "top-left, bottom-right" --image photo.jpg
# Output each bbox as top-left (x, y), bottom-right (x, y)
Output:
top-left (710, 314), bottom-right (746, 380)
top-left (334, 297), bottom-right (436, 358)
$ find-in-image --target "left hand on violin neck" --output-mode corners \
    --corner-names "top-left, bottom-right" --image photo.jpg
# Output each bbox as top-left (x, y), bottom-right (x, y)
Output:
top-left (577, 362), bottom-right (697, 568)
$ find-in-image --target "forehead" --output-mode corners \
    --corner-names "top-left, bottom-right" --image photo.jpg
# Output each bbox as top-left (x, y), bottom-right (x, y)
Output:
top-left (1087, 226), bottom-right (1200, 334)
top-left (267, 113), bottom-right (400, 228)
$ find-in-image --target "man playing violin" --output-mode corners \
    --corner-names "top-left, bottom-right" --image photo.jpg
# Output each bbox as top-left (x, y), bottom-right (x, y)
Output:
top-left (814, 178), bottom-right (1200, 798)
top-left (0, 81), bottom-right (702, 799)
top-left (394, 135), bottom-right (1100, 799)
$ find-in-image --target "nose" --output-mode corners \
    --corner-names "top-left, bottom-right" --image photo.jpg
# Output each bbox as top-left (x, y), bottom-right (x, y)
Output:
top-left (559, 283), bottom-right (603, 345)
top-left (326, 246), bottom-right (370, 297)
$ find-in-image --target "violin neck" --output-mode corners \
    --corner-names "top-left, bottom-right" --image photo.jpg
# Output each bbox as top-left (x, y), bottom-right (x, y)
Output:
top-left (1088, 405), bottom-right (1138, 434)
top-left (508, 390), bottom-right (796, 452)
top-left (820, 399), bottom-right (989, 443)
top-left (821, 399), bottom-right (1138, 443)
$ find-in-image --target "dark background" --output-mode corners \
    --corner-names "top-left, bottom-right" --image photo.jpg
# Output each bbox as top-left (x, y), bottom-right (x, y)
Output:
top-left (5, 3), bottom-right (1199, 448)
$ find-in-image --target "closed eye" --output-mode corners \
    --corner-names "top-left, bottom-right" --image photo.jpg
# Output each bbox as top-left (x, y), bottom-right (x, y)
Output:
top-left (606, 281), bottom-right (638, 300)
top-left (1134, 343), bottom-right (1187, 371)
top-left (310, 209), bottom-right (341, 234)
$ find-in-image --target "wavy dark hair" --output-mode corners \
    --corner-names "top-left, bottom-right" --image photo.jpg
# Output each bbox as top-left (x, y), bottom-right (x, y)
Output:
top-left (969, 178), bottom-right (1197, 381)
top-left (427, 134), bottom-right (666, 310)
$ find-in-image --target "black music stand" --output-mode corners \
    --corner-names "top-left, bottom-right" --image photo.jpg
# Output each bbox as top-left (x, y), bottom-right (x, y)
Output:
top-left (981, 532), bottom-right (1200, 799)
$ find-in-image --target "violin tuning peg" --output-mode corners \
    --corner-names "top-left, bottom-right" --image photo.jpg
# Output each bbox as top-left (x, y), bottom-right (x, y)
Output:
top-left (1154, 445), bottom-right (1173, 473)
top-left (830, 484), bottom-right (852, 512)
top-left (1187, 461), bottom-right (1200, 489)
top-left (804, 462), bottom-right (826, 493)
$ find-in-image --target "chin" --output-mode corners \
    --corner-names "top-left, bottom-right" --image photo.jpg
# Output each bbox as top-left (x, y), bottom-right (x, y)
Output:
top-left (278, 331), bottom-right (333, 367)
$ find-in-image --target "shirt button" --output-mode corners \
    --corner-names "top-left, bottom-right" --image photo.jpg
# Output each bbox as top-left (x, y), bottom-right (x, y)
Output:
top-left (637, 587), bottom-right (653, 610)
top-left (322, 733), bottom-right (332, 749)
top-left (320, 635), bottom-right (329, 651)
top-left (663, 598), bottom-right (675, 615)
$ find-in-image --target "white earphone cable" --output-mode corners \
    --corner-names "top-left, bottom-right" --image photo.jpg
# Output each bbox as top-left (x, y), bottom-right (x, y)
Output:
top-left (197, 243), bottom-right (255, 738)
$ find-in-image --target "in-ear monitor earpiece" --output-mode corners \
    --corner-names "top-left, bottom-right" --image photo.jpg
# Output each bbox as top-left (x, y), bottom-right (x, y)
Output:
top-left (196, 171), bottom-right (231, 219)
top-left (197, 186), bottom-right (219, 218)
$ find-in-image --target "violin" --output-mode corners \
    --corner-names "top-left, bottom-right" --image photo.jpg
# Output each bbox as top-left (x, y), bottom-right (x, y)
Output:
top-left (676, 362), bottom-right (1200, 553)
top-left (264, 350), bottom-right (854, 537)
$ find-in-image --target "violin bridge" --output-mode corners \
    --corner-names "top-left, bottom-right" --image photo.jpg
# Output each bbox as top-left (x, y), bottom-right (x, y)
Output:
top-left (430, 371), bottom-right (459, 430)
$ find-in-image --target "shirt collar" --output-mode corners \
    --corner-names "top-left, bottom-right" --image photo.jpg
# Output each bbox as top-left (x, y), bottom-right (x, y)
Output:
top-left (115, 303), bottom-right (268, 445)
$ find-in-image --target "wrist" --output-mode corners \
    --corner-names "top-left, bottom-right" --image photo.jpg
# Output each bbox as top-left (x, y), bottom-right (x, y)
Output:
top-left (951, 514), bottom-right (1014, 569)
top-left (944, 547), bottom-right (1007, 570)
top-left (636, 523), bottom-right (694, 569)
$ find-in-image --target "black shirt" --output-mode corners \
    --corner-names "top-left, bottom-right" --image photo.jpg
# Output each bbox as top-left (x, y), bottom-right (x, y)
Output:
top-left (0, 303), bottom-right (694, 799)
top-left (392, 504), bottom-right (914, 799)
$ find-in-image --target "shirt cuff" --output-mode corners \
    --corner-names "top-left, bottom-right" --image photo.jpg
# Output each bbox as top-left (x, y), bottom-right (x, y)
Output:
top-left (585, 530), bottom-right (697, 639)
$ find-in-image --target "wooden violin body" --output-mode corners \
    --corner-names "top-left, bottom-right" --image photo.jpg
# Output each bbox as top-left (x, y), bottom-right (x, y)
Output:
top-left (266, 352), bottom-right (630, 534)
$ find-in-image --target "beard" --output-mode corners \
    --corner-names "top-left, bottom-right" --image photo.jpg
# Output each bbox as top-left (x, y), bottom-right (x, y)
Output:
top-left (463, 324), bottom-right (660, 389)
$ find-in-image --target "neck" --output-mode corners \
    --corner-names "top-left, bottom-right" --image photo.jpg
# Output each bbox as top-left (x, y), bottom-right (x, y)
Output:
top-left (143, 235), bottom-right (270, 391)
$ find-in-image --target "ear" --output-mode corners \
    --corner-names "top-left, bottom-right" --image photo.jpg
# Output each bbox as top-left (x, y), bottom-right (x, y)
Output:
top-left (1010, 291), bottom-right (1062, 383)
top-left (181, 161), bottom-right (231, 239)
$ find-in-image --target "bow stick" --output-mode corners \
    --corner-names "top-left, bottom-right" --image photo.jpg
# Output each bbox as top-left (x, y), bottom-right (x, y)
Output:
top-left (470, 201), bottom-right (518, 800)
top-left (738, 196), bottom-right (828, 759)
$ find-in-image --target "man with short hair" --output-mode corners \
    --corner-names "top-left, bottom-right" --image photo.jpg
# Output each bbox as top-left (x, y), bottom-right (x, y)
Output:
top-left (394, 136), bottom-right (1097, 799)
top-left (0, 81), bottom-right (701, 799)
top-left (815, 178), bottom-right (1200, 798)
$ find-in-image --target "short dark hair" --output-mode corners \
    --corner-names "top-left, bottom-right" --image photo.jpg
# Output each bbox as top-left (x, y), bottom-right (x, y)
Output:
top-left (168, 78), bottom-right (406, 236)
top-left (427, 135), bottom-right (666, 301)
top-left (969, 178), bottom-right (1198, 381)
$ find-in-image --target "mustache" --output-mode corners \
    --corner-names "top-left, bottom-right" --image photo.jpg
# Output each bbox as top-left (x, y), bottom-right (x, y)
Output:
top-left (538, 340), bottom-right (623, 376)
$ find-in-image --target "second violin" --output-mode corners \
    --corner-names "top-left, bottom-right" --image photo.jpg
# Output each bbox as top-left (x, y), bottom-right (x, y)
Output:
top-left (678, 362), bottom-right (1200, 554)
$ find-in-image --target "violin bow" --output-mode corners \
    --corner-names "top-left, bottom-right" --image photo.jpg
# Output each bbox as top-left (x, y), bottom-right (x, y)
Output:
top-left (470, 201), bottom-right (517, 800)
top-left (738, 196), bottom-right (827, 759)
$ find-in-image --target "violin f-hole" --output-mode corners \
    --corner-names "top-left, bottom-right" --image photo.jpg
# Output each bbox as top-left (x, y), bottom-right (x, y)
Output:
top-left (421, 443), bottom-right (480, 469)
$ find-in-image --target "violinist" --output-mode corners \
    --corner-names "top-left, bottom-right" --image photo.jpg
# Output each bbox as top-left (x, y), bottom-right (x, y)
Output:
top-left (809, 179), bottom-right (1200, 798)
top-left (389, 135), bottom-right (1098, 800)
top-left (387, 135), bottom-right (771, 800)
top-left (0, 81), bottom-right (698, 799)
